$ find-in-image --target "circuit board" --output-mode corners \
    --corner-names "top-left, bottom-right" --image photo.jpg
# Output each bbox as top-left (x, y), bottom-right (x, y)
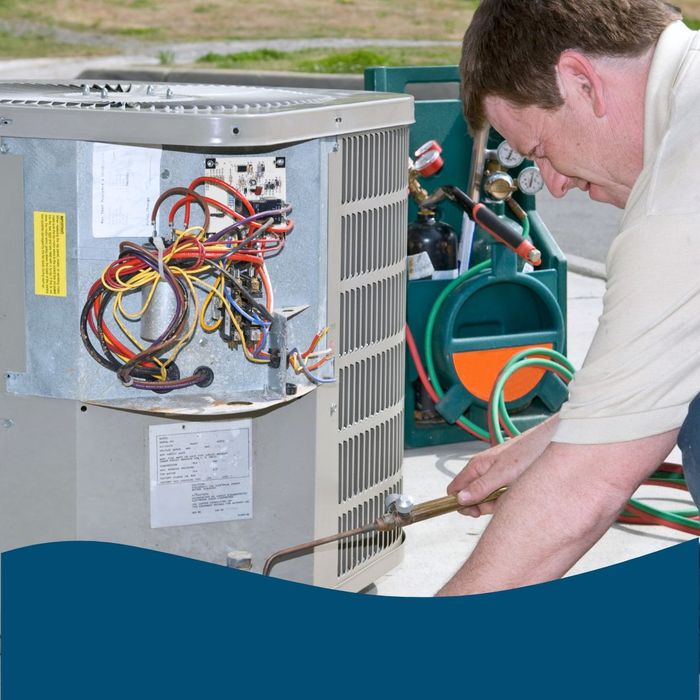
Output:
top-left (204, 156), bottom-right (287, 233)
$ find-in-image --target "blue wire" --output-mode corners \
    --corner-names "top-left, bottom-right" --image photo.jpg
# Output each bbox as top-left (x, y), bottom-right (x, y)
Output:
top-left (222, 286), bottom-right (271, 358)
top-left (223, 285), bottom-right (257, 324)
top-left (251, 314), bottom-right (270, 359)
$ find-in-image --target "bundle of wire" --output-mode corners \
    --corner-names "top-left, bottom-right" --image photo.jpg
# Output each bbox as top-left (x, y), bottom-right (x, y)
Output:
top-left (80, 178), bottom-right (333, 392)
top-left (406, 210), bottom-right (699, 536)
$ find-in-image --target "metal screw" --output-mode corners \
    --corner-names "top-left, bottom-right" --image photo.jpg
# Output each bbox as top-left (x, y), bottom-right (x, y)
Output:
top-left (161, 169), bottom-right (170, 179)
top-left (82, 84), bottom-right (90, 95)
top-left (330, 402), bottom-right (338, 416)
top-left (146, 84), bottom-right (155, 95)
top-left (166, 87), bottom-right (173, 98)
top-left (0, 142), bottom-right (8, 154)
top-left (2, 418), bottom-right (14, 429)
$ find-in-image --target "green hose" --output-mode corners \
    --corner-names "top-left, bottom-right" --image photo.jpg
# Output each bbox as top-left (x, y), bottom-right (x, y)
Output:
top-left (424, 259), bottom-right (491, 441)
top-left (489, 349), bottom-right (575, 444)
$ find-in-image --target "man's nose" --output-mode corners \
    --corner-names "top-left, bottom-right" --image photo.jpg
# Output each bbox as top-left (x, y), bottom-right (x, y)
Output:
top-left (537, 159), bottom-right (574, 198)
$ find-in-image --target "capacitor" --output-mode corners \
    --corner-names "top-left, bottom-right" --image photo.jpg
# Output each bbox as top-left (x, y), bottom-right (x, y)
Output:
top-left (140, 279), bottom-right (183, 342)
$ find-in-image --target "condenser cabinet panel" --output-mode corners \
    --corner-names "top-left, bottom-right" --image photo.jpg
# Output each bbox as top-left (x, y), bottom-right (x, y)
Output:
top-left (0, 81), bottom-right (412, 590)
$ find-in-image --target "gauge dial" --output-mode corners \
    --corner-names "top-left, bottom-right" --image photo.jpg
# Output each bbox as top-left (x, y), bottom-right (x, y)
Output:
top-left (517, 166), bottom-right (544, 195)
top-left (496, 140), bottom-right (525, 168)
top-left (414, 149), bottom-right (443, 177)
top-left (414, 140), bottom-right (442, 158)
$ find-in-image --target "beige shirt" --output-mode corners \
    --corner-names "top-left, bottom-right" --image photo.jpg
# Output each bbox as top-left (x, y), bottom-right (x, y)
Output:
top-left (553, 21), bottom-right (700, 444)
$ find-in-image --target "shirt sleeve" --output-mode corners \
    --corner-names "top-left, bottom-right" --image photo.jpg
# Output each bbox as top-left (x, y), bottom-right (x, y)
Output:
top-left (552, 214), bottom-right (700, 444)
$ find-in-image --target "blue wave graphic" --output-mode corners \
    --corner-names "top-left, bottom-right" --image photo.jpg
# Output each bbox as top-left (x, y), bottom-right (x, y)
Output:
top-left (1, 540), bottom-right (698, 699)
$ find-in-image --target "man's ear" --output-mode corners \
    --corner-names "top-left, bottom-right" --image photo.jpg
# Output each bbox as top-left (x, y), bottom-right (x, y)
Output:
top-left (556, 50), bottom-right (606, 118)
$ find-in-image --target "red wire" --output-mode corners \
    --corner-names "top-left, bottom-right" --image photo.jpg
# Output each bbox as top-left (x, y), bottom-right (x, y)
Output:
top-left (170, 194), bottom-right (293, 236)
top-left (188, 176), bottom-right (256, 215)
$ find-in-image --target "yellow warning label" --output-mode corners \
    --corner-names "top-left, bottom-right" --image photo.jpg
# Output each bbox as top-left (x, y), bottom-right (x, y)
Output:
top-left (34, 211), bottom-right (67, 297)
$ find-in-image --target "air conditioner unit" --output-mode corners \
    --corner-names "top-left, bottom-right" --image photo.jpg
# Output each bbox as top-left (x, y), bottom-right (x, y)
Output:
top-left (0, 81), bottom-right (413, 590)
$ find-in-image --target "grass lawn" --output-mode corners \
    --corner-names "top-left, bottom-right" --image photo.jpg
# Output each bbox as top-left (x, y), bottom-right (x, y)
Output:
top-left (0, 0), bottom-right (477, 43)
top-left (0, 1), bottom-right (698, 65)
top-left (196, 46), bottom-right (461, 74)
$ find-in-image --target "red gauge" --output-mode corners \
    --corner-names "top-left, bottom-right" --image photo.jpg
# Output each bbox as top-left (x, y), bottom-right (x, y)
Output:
top-left (414, 140), bottom-right (443, 158)
top-left (414, 149), bottom-right (444, 177)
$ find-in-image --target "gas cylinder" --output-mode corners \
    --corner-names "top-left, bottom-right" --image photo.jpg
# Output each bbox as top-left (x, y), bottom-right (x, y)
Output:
top-left (407, 209), bottom-right (458, 280)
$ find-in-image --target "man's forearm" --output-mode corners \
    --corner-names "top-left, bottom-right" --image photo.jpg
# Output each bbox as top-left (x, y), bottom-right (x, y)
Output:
top-left (437, 430), bottom-right (678, 595)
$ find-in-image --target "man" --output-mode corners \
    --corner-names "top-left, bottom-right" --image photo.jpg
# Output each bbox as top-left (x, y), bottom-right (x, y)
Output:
top-left (437, 0), bottom-right (700, 595)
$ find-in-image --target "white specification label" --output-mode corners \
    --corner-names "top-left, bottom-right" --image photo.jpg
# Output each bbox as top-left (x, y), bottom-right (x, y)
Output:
top-left (92, 142), bottom-right (162, 238)
top-left (149, 420), bottom-right (252, 528)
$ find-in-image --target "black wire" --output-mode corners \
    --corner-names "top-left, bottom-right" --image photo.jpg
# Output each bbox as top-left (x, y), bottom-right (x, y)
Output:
top-left (80, 285), bottom-right (178, 382)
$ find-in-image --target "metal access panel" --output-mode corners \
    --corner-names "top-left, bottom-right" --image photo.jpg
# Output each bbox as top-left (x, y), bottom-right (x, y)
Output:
top-left (0, 81), bottom-right (412, 590)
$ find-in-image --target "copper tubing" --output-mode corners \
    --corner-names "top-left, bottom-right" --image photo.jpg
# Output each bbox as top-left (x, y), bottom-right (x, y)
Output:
top-left (262, 486), bottom-right (508, 577)
top-left (262, 523), bottom-right (378, 576)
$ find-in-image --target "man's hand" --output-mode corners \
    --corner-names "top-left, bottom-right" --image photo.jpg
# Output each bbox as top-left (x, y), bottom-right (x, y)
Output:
top-left (437, 429), bottom-right (679, 595)
top-left (448, 416), bottom-right (560, 517)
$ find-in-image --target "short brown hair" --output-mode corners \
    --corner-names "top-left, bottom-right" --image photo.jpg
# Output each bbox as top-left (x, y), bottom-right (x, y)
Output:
top-left (461, 0), bottom-right (680, 133)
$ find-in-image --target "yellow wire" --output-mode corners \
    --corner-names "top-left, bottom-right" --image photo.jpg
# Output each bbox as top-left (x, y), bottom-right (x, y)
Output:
top-left (116, 275), bottom-right (160, 321)
top-left (165, 270), bottom-right (200, 363)
top-left (174, 226), bottom-right (206, 241)
top-left (185, 272), bottom-right (268, 364)
top-left (97, 232), bottom-right (290, 376)
top-left (229, 312), bottom-right (268, 364)
top-left (200, 276), bottom-right (224, 332)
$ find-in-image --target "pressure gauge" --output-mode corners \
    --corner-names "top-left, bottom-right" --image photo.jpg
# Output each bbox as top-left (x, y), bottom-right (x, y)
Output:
top-left (414, 140), bottom-right (442, 158)
top-left (496, 140), bottom-right (525, 168)
top-left (414, 149), bottom-right (444, 177)
top-left (517, 166), bottom-right (545, 195)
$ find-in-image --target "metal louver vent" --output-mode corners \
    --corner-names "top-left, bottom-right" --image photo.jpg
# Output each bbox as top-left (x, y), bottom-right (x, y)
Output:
top-left (339, 272), bottom-right (405, 356)
top-left (341, 200), bottom-right (407, 280)
top-left (331, 125), bottom-right (408, 583)
top-left (338, 412), bottom-right (403, 503)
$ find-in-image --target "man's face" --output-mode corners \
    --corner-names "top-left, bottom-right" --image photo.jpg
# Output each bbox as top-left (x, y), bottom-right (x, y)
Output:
top-left (484, 95), bottom-right (637, 209)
